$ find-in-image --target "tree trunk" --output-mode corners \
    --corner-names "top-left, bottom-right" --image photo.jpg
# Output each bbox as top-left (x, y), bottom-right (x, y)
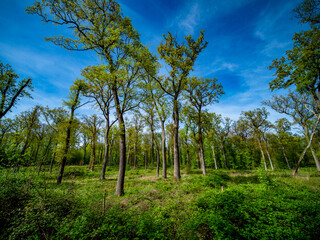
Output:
top-left (160, 120), bottom-right (167, 178)
top-left (293, 114), bottom-right (320, 175)
top-left (264, 141), bottom-right (274, 170)
top-left (57, 86), bottom-right (80, 184)
top-left (109, 138), bottom-right (114, 168)
top-left (89, 134), bottom-right (96, 171)
top-left (305, 130), bottom-right (320, 171)
top-left (100, 127), bottom-right (110, 180)
top-left (49, 144), bottom-right (57, 174)
top-left (212, 142), bottom-right (218, 170)
top-left (112, 85), bottom-right (126, 196)
top-left (172, 100), bottom-right (180, 180)
top-left (280, 142), bottom-right (291, 169)
top-left (154, 138), bottom-right (160, 178)
top-left (198, 126), bottom-right (206, 176)
top-left (258, 138), bottom-right (267, 171)
top-left (310, 145), bottom-right (320, 171)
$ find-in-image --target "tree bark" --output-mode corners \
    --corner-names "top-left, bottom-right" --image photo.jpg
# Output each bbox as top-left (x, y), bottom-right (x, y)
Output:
top-left (280, 142), bottom-right (291, 169)
top-left (198, 126), bottom-right (206, 176)
top-left (264, 141), bottom-right (274, 170)
top-left (212, 142), bottom-right (218, 170)
top-left (100, 127), bottom-right (109, 180)
top-left (154, 138), bottom-right (160, 178)
top-left (172, 99), bottom-right (180, 180)
top-left (57, 88), bottom-right (80, 184)
top-left (258, 138), bottom-right (268, 171)
top-left (160, 120), bottom-right (167, 178)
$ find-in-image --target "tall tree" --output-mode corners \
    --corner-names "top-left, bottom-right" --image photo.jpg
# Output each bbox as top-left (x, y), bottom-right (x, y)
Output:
top-left (81, 65), bottom-right (117, 179)
top-left (274, 118), bottom-right (292, 169)
top-left (154, 31), bottom-right (208, 180)
top-left (264, 92), bottom-right (320, 171)
top-left (27, 0), bottom-right (150, 195)
top-left (184, 77), bottom-right (223, 175)
top-left (269, 27), bottom-right (320, 109)
top-left (241, 108), bottom-right (273, 171)
top-left (83, 114), bottom-right (104, 171)
top-left (57, 79), bottom-right (86, 184)
top-left (0, 61), bottom-right (32, 120)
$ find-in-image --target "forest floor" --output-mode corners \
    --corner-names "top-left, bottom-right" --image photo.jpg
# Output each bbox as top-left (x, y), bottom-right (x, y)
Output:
top-left (1, 165), bottom-right (320, 239)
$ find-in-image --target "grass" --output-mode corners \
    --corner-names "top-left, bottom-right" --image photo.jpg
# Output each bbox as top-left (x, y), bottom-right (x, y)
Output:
top-left (1, 165), bottom-right (320, 239)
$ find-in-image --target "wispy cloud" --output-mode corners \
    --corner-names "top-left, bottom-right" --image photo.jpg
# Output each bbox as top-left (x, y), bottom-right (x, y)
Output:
top-left (178, 3), bottom-right (201, 35)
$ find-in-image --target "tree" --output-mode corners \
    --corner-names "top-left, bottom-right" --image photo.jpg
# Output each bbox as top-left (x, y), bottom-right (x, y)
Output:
top-left (83, 114), bottom-right (104, 171)
top-left (293, 0), bottom-right (320, 27)
top-left (269, 27), bottom-right (320, 109)
top-left (154, 31), bottom-right (208, 180)
top-left (184, 77), bottom-right (223, 175)
top-left (57, 79), bottom-right (86, 184)
top-left (274, 118), bottom-right (293, 169)
top-left (27, 0), bottom-right (150, 195)
top-left (241, 108), bottom-right (273, 171)
top-left (81, 65), bottom-right (117, 179)
top-left (264, 92), bottom-right (320, 171)
top-left (0, 61), bottom-right (32, 120)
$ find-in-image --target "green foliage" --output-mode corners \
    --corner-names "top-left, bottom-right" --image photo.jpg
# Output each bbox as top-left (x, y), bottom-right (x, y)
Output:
top-left (1, 166), bottom-right (320, 239)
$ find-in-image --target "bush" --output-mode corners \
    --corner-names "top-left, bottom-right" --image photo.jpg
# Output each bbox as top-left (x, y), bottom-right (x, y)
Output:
top-left (189, 184), bottom-right (320, 239)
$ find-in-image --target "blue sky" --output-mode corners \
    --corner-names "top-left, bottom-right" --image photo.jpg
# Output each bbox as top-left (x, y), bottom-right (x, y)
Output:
top-left (0, 0), bottom-right (306, 122)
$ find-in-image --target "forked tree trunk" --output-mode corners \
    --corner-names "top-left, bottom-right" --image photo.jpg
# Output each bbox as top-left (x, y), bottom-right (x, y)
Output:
top-left (293, 115), bottom-right (320, 175)
top-left (264, 141), bottom-right (274, 170)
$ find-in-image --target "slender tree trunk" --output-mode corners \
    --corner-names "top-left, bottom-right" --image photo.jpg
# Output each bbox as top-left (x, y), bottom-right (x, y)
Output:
top-left (57, 87), bottom-right (80, 184)
top-left (198, 125), bottom-right (206, 176)
top-left (100, 127), bottom-right (109, 180)
top-left (258, 138), bottom-right (267, 171)
top-left (144, 150), bottom-right (147, 170)
top-left (126, 146), bottom-right (131, 166)
top-left (160, 120), bottom-right (167, 178)
top-left (34, 143), bottom-right (40, 163)
top-left (305, 131), bottom-right (320, 171)
top-left (186, 146), bottom-right (190, 169)
top-left (280, 142), bottom-right (291, 169)
top-left (133, 143), bottom-right (137, 169)
top-left (264, 141), bottom-right (274, 170)
top-left (109, 138), bottom-right (114, 168)
top-left (310, 145), bottom-right (320, 171)
top-left (89, 135), bottom-right (96, 171)
top-left (212, 142), bottom-right (218, 170)
top-left (172, 100), bottom-right (180, 180)
top-left (49, 144), bottom-right (57, 174)
top-left (293, 114), bottom-right (320, 175)
top-left (154, 138), bottom-right (160, 178)
top-left (81, 143), bottom-right (87, 165)
top-left (37, 137), bottom-right (52, 175)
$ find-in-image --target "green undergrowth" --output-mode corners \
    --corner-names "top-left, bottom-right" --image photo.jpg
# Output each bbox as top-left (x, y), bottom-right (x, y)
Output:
top-left (1, 166), bottom-right (320, 239)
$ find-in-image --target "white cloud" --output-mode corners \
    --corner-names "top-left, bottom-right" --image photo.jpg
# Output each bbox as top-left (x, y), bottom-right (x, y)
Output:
top-left (178, 3), bottom-right (201, 35)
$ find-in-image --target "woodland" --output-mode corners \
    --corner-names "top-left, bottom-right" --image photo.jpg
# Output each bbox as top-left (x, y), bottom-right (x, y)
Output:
top-left (1, 0), bottom-right (320, 239)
